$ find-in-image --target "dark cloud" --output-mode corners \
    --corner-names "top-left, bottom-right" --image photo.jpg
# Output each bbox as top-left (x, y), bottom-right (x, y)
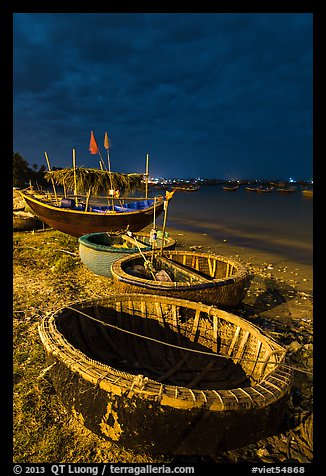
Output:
top-left (13, 13), bottom-right (313, 179)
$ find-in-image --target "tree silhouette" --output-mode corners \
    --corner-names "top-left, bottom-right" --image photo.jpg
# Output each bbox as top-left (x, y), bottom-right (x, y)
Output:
top-left (13, 153), bottom-right (48, 188)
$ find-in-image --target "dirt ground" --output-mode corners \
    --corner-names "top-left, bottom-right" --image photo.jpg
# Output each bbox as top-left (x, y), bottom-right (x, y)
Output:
top-left (12, 224), bottom-right (313, 464)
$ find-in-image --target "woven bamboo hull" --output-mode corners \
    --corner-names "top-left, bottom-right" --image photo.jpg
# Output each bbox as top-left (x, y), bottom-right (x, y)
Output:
top-left (38, 294), bottom-right (292, 455)
top-left (111, 250), bottom-right (249, 307)
top-left (79, 233), bottom-right (176, 278)
top-left (19, 191), bottom-right (165, 237)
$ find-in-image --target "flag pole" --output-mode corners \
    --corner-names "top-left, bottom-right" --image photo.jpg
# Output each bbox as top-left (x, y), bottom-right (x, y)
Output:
top-left (104, 131), bottom-right (114, 209)
top-left (44, 152), bottom-right (58, 205)
top-left (90, 130), bottom-right (107, 171)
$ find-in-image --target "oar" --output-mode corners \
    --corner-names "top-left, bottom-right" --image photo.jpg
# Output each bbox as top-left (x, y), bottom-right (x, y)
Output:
top-left (126, 231), bottom-right (156, 279)
top-left (159, 191), bottom-right (173, 254)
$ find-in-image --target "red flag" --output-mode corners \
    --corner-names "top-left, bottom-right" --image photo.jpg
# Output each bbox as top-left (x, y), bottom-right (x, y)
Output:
top-left (89, 131), bottom-right (99, 154)
top-left (104, 131), bottom-right (110, 150)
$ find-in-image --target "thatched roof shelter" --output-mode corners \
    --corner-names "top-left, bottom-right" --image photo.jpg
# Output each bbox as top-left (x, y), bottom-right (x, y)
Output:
top-left (44, 168), bottom-right (144, 195)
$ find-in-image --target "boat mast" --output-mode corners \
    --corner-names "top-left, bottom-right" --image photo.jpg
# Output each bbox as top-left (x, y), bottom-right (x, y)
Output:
top-left (145, 153), bottom-right (149, 199)
top-left (44, 152), bottom-right (59, 205)
top-left (72, 148), bottom-right (79, 206)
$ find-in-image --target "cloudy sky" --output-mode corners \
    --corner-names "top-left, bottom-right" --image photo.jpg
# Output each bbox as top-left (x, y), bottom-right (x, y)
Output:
top-left (13, 13), bottom-right (313, 180)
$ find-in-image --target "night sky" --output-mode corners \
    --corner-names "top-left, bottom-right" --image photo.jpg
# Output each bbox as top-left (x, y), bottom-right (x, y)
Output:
top-left (13, 13), bottom-right (313, 181)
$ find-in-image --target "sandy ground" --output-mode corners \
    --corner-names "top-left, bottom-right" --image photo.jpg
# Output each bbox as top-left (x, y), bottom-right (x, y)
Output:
top-left (12, 220), bottom-right (313, 464)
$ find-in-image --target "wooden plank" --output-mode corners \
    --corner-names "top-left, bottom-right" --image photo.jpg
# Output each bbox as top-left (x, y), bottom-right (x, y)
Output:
top-left (121, 233), bottom-right (148, 248)
top-left (115, 300), bottom-right (122, 327)
top-left (187, 359), bottom-right (216, 388)
top-left (249, 340), bottom-right (262, 377)
top-left (234, 330), bottom-right (250, 363)
top-left (227, 325), bottom-right (241, 356)
top-left (212, 314), bottom-right (219, 353)
top-left (212, 259), bottom-right (217, 278)
top-left (155, 255), bottom-right (210, 283)
top-left (208, 257), bottom-right (213, 276)
top-left (157, 308), bottom-right (201, 383)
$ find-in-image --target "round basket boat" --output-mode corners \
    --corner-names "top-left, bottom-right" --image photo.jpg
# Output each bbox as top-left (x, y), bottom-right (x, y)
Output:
top-left (111, 250), bottom-right (249, 307)
top-left (38, 294), bottom-right (293, 455)
top-left (13, 210), bottom-right (44, 232)
top-left (78, 232), bottom-right (176, 278)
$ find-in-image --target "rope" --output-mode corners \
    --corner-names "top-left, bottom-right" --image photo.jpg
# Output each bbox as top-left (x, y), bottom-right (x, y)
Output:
top-left (65, 305), bottom-right (312, 375)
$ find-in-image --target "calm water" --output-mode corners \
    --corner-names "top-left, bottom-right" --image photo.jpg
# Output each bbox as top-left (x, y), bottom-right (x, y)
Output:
top-left (161, 185), bottom-right (313, 264)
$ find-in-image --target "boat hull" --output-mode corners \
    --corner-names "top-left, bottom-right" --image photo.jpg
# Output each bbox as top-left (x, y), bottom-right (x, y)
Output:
top-left (38, 294), bottom-right (293, 455)
top-left (19, 191), bottom-right (165, 237)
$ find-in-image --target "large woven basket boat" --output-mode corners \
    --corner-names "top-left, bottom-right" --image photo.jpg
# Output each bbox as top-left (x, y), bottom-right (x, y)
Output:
top-left (38, 294), bottom-right (292, 455)
top-left (111, 250), bottom-right (249, 307)
top-left (79, 232), bottom-right (176, 278)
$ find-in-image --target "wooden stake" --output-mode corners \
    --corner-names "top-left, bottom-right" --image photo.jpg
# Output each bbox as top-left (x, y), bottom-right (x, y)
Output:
top-left (85, 188), bottom-right (91, 212)
top-left (145, 153), bottom-right (149, 199)
top-left (72, 148), bottom-right (78, 206)
top-left (160, 198), bottom-right (169, 254)
top-left (44, 152), bottom-right (58, 205)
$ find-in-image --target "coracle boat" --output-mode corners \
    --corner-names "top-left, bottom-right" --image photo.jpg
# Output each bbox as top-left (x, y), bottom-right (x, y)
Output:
top-left (111, 250), bottom-right (249, 307)
top-left (38, 294), bottom-right (293, 455)
top-left (13, 210), bottom-right (44, 232)
top-left (19, 188), bottom-right (168, 238)
top-left (79, 232), bottom-right (176, 278)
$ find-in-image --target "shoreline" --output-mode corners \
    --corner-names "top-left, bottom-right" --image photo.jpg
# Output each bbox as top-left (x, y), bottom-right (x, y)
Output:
top-left (164, 223), bottom-right (313, 297)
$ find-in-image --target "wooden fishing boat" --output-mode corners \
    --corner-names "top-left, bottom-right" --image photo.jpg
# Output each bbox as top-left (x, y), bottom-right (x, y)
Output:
top-left (256, 186), bottom-right (274, 193)
top-left (223, 185), bottom-right (239, 191)
top-left (13, 210), bottom-right (44, 232)
top-left (38, 294), bottom-right (293, 455)
top-left (111, 250), bottom-right (249, 307)
top-left (79, 232), bottom-right (176, 278)
top-left (277, 187), bottom-right (296, 193)
top-left (19, 188), bottom-right (167, 237)
top-left (244, 186), bottom-right (260, 192)
top-left (172, 185), bottom-right (199, 192)
top-left (302, 189), bottom-right (313, 198)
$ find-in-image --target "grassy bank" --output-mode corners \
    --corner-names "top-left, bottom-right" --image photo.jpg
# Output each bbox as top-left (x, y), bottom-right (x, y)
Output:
top-left (13, 228), bottom-right (313, 463)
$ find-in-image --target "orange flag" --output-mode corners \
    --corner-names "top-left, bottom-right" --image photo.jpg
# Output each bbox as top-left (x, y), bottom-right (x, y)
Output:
top-left (104, 131), bottom-right (110, 150)
top-left (89, 131), bottom-right (99, 154)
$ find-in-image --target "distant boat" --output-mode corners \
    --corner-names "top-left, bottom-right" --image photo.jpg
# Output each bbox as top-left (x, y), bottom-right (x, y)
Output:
top-left (244, 186), bottom-right (261, 192)
top-left (302, 189), bottom-right (313, 198)
top-left (223, 185), bottom-right (239, 191)
top-left (277, 187), bottom-right (296, 193)
top-left (172, 185), bottom-right (199, 192)
top-left (256, 186), bottom-right (274, 193)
